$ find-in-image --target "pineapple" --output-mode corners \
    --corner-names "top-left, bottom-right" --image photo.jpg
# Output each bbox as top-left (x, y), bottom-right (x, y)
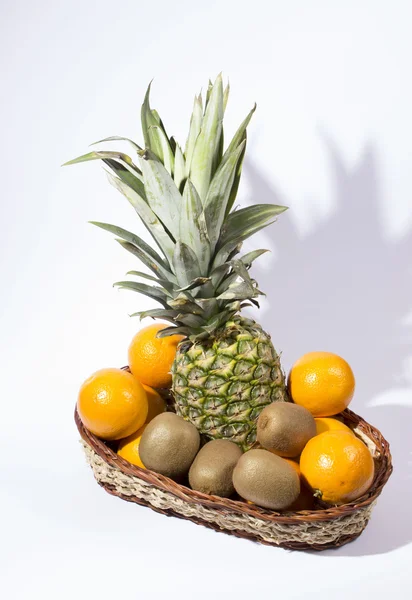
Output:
top-left (65, 75), bottom-right (289, 450)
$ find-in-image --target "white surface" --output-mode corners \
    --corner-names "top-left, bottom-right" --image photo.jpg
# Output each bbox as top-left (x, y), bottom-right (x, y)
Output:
top-left (1, 1), bottom-right (411, 598)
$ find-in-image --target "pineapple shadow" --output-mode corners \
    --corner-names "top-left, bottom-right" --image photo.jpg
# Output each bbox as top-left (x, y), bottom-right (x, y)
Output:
top-left (244, 137), bottom-right (412, 556)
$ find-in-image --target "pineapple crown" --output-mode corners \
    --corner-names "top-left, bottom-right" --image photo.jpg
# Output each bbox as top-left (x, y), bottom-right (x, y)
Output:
top-left (64, 75), bottom-right (287, 342)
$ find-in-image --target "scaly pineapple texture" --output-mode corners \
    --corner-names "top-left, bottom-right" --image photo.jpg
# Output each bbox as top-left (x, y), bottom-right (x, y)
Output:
top-left (173, 318), bottom-right (287, 449)
top-left (66, 75), bottom-right (289, 449)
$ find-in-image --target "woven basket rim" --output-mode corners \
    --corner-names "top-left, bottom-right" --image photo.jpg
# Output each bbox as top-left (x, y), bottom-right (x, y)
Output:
top-left (75, 403), bottom-right (392, 524)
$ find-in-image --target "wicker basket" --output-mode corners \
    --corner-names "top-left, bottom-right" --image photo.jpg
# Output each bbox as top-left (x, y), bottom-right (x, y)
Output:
top-left (75, 396), bottom-right (392, 551)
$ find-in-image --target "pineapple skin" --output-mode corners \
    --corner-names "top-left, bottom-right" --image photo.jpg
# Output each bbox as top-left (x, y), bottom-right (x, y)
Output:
top-left (171, 317), bottom-right (289, 450)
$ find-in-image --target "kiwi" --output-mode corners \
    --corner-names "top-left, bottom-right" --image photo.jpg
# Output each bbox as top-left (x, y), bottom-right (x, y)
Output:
top-left (189, 439), bottom-right (242, 497)
top-left (257, 402), bottom-right (316, 457)
top-left (233, 449), bottom-right (300, 510)
top-left (139, 412), bottom-right (200, 478)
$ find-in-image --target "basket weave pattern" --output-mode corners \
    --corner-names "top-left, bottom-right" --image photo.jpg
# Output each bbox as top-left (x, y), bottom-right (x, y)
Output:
top-left (76, 407), bottom-right (392, 551)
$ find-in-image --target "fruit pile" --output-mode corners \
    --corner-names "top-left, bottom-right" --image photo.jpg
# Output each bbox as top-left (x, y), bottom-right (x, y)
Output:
top-left (77, 324), bottom-right (375, 511)
top-left (70, 76), bottom-right (376, 513)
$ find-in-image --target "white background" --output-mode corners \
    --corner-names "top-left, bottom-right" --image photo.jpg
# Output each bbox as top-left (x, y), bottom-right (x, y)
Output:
top-left (1, 1), bottom-right (411, 598)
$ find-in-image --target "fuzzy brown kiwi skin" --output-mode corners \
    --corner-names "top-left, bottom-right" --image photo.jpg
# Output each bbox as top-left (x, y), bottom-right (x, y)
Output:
top-left (139, 412), bottom-right (200, 478)
top-left (233, 449), bottom-right (300, 510)
top-left (257, 402), bottom-right (317, 457)
top-left (189, 439), bottom-right (243, 497)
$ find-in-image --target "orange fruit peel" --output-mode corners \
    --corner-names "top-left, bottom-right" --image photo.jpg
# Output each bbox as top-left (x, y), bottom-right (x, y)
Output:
top-left (300, 430), bottom-right (374, 505)
top-left (288, 351), bottom-right (355, 417)
top-left (117, 425), bottom-right (147, 468)
top-left (314, 417), bottom-right (353, 436)
top-left (143, 384), bottom-right (167, 423)
top-left (77, 368), bottom-right (148, 440)
top-left (128, 324), bottom-right (184, 389)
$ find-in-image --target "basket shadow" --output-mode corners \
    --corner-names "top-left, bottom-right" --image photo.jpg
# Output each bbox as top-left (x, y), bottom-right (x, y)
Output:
top-left (244, 135), bottom-right (412, 556)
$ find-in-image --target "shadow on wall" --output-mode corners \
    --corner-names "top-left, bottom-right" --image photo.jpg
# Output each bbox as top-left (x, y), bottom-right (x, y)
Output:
top-left (244, 136), bottom-right (412, 556)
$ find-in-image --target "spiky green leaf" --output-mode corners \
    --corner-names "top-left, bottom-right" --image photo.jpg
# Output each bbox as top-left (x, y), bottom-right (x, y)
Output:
top-left (195, 297), bottom-right (219, 319)
top-left (176, 313), bottom-right (206, 328)
top-left (151, 109), bottom-right (170, 139)
top-left (90, 136), bottom-right (142, 153)
top-left (239, 249), bottom-right (269, 267)
top-left (168, 295), bottom-right (204, 315)
top-left (115, 240), bottom-right (174, 281)
top-left (114, 280), bottom-right (170, 307)
top-left (148, 125), bottom-right (175, 175)
top-left (223, 82), bottom-right (230, 112)
top-left (185, 95), bottom-right (203, 175)
top-left (140, 86), bottom-right (173, 170)
top-left (216, 272), bottom-right (238, 294)
top-left (126, 271), bottom-right (175, 293)
top-left (223, 105), bottom-right (256, 215)
top-left (176, 276), bottom-right (211, 293)
top-left (141, 82), bottom-right (158, 148)
top-left (210, 262), bottom-right (231, 289)
top-left (103, 159), bottom-right (146, 201)
top-left (179, 180), bottom-right (210, 271)
top-left (218, 204), bottom-right (288, 252)
top-left (173, 241), bottom-right (201, 288)
top-left (189, 75), bottom-right (224, 201)
top-left (139, 150), bottom-right (181, 239)
top-left (216, 258), bottom-right (255, 295)
top-left (205, 79), bottom-right (213, 108)
top-left (222, 104), bottom-right (256, 164)
top-left (63, 150), bottom-right (140, 172)
top-left (150, 108), bottom-right (161, 125)
top-left (90, 222), bottom-right (165, 267)
top-left (174, 143), bottom-right (186, 192)
top-left (202, 309), bottom-right (237, 334)
top-left (217, 280), bottom-right (258, 301)
top-left (203, 141), bottom-right (246, 249)
top-left (63, 150), bottom-right (147, 200)
top-left (228, 259), bottom-right (253, 286)
top-left (155, 326), bottom-right (189, 338)
top-left (108, 173), bottom-right (175, 263)
top-left (225, 138), bottom-right (246, 217)
top-left (131, 308), bottom-right (180, 321)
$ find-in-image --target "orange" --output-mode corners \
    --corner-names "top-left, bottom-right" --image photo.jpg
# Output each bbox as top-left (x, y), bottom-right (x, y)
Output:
top-left (128, 324), bottom-right (184, 389)
top-left (300, 431), bottom-right (374, 505)
top-left (288, 351), bottom-right (355, 417)
top-left (143, 384), bottom-right (167, 423)
top-left (77, 368), bottom-right (148, 440)
top-left (117, 425), bottom-right (147, 468)
top-left (315, 417), bottom-right (353, 436)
